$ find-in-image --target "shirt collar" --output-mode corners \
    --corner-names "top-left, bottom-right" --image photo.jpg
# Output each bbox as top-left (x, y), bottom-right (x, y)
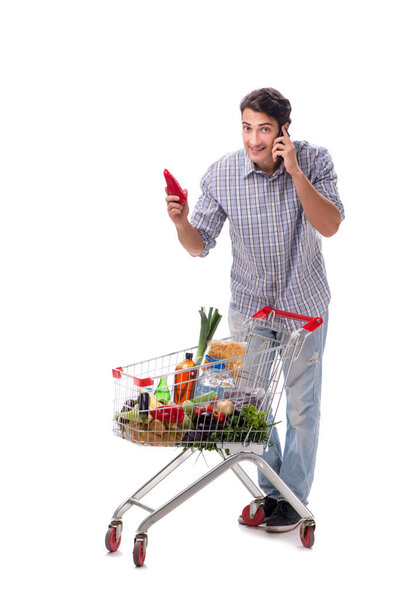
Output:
top-left (243, 150), bottom-right (285, 180)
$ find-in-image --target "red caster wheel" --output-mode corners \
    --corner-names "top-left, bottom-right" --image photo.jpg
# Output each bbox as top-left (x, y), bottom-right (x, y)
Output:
top-left (105, 527), bottom-right (121, 552)
top-left (300, 523), bottom-right (315, 548)
top-left (133, 537), bottom-right (147, 567)
top-left (241, 503), bottom-right (265, 527)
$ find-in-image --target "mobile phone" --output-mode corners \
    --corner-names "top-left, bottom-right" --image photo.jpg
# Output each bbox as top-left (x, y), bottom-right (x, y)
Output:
top-left (277, 126), bottom-right (290, 161)
top-left (278, 125), bottom-right (290, 137)
top-left (164, 169), bottom-right (187, 204)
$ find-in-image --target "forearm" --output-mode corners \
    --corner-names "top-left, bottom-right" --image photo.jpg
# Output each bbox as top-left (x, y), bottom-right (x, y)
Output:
top-left (291, 169), bottom-right (341, 237)
top-left (176, 222), bottom-right (204, 257)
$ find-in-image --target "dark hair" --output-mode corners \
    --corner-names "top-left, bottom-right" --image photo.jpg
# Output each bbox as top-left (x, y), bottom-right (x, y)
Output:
top-left (240, 88), bottom-right (292, 126)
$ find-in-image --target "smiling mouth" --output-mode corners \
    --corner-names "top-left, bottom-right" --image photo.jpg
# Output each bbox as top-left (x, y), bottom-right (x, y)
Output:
top-left (249, 146), bottom-right (266, 153)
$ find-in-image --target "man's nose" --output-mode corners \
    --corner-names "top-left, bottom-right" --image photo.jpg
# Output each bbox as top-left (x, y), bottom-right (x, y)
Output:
top-left (250, 131), bottom-right (261, 146)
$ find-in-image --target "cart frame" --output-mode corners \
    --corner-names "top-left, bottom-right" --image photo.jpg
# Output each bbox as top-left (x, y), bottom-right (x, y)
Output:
top-left (106, 306), bottom-right (323, 565)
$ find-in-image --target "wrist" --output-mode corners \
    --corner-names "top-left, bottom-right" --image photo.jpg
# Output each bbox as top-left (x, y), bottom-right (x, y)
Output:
top-left (290, 167), bottom-right (304, 181)
top-left (175, 219), bottom-right (191, 233)
top-left (176, 221), bottom-right (204, 256)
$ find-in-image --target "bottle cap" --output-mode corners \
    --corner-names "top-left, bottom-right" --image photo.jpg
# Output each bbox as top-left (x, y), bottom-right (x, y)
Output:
top-left (204, 354), bottom-right (225, 370)
top-left (185, 352), bottom-right (193, 360)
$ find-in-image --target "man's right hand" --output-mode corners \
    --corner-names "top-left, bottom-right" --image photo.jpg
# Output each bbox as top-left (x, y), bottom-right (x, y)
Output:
top-left (165, 187), bottom-right (204, 256)
top-left (165, 187), bottom-right (189, 229)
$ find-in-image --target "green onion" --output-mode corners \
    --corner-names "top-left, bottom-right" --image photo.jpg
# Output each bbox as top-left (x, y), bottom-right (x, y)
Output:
top-left (195, 307), bottom-right (222, 364)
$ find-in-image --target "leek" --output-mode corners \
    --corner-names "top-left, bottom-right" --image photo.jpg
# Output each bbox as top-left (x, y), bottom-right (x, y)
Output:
top-left (195, 306), bottom-right (222, 364)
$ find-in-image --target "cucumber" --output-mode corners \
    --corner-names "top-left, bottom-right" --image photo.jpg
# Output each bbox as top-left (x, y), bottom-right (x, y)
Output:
top-left (190, 391), bottom-right (216, 404)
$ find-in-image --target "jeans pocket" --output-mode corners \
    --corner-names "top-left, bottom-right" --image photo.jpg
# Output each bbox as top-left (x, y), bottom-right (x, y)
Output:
top-left (228, 305), bottom-right (247, 341)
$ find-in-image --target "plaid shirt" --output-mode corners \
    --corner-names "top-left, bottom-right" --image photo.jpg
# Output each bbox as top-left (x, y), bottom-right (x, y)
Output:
top-left (190, 141), bottom-right (344, 327)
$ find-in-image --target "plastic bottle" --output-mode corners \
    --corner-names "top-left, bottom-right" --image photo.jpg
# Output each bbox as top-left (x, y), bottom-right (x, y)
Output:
top-left (195, 355), bottom-right (236, 400)
top-left (174, 352), bottom-right (197, 404)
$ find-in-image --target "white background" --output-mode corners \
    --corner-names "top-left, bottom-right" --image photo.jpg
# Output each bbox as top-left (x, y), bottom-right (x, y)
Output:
top-left (1, 0), bottom-right (399, 597)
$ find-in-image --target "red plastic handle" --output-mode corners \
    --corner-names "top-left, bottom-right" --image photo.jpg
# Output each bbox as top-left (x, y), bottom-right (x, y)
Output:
top-left (251, 306), bottom-right (323, 332)
top-left (164, 169), bottom-right (187, 204)
top-left (112, 367), bottom-right (123, 379)
top-left (133, 376), bottom-right (154, 388)
top-left (112, 368), bottom-right (154, 387)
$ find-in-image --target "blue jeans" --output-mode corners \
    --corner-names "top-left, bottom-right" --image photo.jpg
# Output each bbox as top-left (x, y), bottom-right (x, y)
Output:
top-left (228, 304), bottom-right (328, 505)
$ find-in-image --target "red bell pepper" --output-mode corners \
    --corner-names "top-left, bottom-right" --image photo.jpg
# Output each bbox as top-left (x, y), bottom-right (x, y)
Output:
top-left (164, 169), bottom-right (187, 204)
top-left (150, 405), bottom-right (184, 424)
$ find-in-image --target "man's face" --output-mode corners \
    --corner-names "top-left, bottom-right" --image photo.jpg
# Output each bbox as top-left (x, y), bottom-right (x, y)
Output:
top-left (241, 108), bottom-right (281, 171)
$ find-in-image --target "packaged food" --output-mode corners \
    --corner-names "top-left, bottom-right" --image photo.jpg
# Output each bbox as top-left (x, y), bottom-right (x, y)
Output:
top-left (195, 355), bottom-right (236, 401)
top-left (202, 340), bottom-right (246, 379)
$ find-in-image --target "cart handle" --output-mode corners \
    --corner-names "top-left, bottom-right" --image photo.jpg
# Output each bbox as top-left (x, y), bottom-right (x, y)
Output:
top-left (251, 306), bottom-right (323, 332)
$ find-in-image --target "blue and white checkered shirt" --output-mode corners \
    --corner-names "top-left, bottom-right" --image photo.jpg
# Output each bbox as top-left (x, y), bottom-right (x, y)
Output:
top-left (190, 141), bottom-right (344, 326)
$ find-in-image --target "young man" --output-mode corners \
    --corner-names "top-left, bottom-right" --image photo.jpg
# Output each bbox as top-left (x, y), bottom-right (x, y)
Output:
top-left (166, 88), bottom-right (344, 532)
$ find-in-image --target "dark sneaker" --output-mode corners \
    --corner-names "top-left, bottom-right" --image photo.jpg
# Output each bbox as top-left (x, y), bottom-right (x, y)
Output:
top-left (238, 496), bottom-right (278, 526)
top-left (265, 500), bottom-right (302, 532)
top-left (262, 496), bottom-right (279, 518)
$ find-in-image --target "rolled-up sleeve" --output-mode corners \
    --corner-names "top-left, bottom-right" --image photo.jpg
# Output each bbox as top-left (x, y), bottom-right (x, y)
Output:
top-left (312, 148), bottom-right (345, 222)
top-left (190, 165), bottom-right (227, 257)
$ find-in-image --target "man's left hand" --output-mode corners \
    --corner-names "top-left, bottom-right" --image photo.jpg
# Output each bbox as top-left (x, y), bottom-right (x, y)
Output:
top-left (272, 125), bottom-right (299, 177)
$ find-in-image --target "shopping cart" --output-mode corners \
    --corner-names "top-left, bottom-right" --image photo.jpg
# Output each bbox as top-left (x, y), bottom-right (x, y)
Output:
top-left (105, 305), bottom-right (323, 566)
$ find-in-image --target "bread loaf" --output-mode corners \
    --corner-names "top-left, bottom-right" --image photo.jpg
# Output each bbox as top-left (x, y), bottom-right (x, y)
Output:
top-left (125, 419), bottom-right (183, 446)
top-left (204, 340), bottom-right (246, 379)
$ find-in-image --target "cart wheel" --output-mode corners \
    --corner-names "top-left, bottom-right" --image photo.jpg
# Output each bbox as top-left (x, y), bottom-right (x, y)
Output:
top-left (241, 504), bottom-right (265, 527)
top-left (133, 538), bottom-right (146, 567)
top-left (105, 527), bottom-right (121, 552)
top-left (300, 524), bottom-right (315, 548)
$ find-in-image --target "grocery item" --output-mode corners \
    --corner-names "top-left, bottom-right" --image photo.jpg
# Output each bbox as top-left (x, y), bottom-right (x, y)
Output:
top-left (115, 406), bottom-right (142, 424)
top-left (174, 353), bottom-right (196, 404)
top-left (188, 390), bottom-right (216, 406)
top-left (181, 403), bottom-right (271, 449)
top-left (204, 340), bottom-right (246, 378)
top-left (216, 399), bottom-right (235, 416)
top-left (155, 377), bottom-right (171, 404)
top-left (223, 387), bottom-right (266, 412)
top-left (150, 404), bottom-right (184, 424)
top-left (139, 388), bottom-right (159, 410)
top-left (164, 169), bottom-right (187, 204)
top-left (195, 307), bottom-right (222, 364)
top-left (126, 419), bottom-right (184, 447)
top-left (195, 356), bottom-right (236, 400)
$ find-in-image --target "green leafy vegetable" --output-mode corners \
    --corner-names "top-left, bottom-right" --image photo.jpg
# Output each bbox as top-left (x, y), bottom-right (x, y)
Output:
top-left (180, 405), bottom-right (277, 452)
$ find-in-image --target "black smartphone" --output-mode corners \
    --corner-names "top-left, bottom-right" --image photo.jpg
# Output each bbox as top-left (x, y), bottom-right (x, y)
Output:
top-left (277, 126), bottom-right (289, 161)
top-left (278, 126), bottom-right (290, 137)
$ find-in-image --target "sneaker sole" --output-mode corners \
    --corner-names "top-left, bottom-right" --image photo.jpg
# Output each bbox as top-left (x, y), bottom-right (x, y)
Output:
top-left (264, 519), bottom-right (302, 533)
